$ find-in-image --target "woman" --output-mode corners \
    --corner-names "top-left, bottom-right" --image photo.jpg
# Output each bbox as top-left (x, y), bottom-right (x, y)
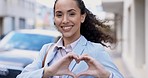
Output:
top-left (17, 0), bottom-right (123, 78)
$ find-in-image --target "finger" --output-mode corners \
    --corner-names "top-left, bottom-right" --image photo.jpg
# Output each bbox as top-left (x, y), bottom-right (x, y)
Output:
top-left (79, 54), bottom-right (91, 61)
top-left (68, 73), bottom-right (77, 78)
top-left (79, 56), bottom-right (104, 70)
top-left (65, 70), bottom-right (77, 78)
top-left (63, 52), bottom-right (76, 61)
top-left (82, 53), bottom-right (89, 56)
top-left (79, 55), bottom-right (97, 67)
top-left (67, 52), bottom-right (80, 63)
top-left (73, 54), bottom-right (80, 63)
top-left (77, 71), bottom-right (91, 77)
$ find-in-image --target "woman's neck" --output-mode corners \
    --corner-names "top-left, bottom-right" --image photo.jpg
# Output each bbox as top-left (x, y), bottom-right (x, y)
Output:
top-left (63, 35), bottom-right (81, 46)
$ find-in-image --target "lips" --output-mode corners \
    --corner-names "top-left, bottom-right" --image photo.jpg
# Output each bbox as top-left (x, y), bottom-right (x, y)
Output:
top-left (61, 26), bottom-right (73, 32)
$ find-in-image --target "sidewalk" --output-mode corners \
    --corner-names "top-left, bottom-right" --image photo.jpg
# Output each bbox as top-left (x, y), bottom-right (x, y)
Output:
top-left (110, 52), bottom-right (134, 78)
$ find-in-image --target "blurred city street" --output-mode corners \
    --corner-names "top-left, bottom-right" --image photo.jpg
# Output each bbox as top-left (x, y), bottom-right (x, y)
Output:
top-left (0, 0), bottom-right (148, 78)
top-left (110, 51), bottom-right (133, 78)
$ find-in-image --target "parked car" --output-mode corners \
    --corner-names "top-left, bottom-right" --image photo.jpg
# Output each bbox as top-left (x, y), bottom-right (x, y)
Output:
top-left (0, 35), bottom-right (5, 40)
top-left (0, 29), bottom-right (61, 78)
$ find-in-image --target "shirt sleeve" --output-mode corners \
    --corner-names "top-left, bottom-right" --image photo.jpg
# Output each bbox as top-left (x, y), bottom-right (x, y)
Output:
top-left (90, 43), bottom-right (124, 78)
top-left (16, 43), bottom-right (51, 78)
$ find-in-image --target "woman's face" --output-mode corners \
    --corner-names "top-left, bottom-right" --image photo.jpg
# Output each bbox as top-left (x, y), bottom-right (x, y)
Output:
top-left (54, 0), bottom-right (86, 39)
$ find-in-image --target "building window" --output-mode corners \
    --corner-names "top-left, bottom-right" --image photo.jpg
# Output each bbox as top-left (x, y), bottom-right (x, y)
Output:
top-left (19, 18), bottom-right (25, 29)
top-left (12, 17), bottom-right (15, 30)
top-left (0, 18), bottom-right (3, 36)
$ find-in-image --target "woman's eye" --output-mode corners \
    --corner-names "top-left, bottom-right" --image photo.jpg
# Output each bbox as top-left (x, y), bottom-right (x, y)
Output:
top-left (69, 13), bottom-right (75, 16)
top-left (56, 14), bottom-right (62, 17)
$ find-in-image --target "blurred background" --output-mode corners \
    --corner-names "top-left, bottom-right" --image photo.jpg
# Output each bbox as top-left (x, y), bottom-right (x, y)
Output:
top-left (0, 0), bottom-right (147, 78)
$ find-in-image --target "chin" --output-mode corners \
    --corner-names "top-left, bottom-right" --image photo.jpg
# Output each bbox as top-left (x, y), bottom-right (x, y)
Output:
top-left (63, 35), bottom-right (72, 38)
top-left (62, 33), bottom-right (73, 38)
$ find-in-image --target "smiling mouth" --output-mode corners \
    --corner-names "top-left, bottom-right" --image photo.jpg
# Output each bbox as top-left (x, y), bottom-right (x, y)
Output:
top-left (61, 26), bottom-right (73, 31)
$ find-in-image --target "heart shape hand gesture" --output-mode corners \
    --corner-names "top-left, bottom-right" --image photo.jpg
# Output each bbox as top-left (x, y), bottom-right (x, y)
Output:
top-left (43, 53), bottom-right (110, 78)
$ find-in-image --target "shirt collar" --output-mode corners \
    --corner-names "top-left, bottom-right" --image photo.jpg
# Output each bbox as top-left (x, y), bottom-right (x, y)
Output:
top-left (55, 35), bottom-right (82, 50)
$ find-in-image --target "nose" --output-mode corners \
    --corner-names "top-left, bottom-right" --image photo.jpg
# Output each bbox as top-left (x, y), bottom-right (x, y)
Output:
top-left (62, 15), bottom-right (69, 24)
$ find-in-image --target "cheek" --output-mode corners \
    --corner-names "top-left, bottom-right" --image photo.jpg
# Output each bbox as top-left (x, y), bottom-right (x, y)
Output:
top-left (75, 16), bottom-right (82, 24)
top-left (54, 18), bottom-right (61, 27)
top-left (75, 19), bottom-right (81, 26)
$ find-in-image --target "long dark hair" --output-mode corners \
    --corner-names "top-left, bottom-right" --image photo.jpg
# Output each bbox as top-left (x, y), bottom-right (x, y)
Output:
top-left (53, 0), bottom-right (116, 47)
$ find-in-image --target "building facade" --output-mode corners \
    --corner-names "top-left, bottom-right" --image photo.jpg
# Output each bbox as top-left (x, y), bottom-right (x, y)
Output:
top-left (123, 0), bottom-right (147, 77)
top-left (102, 0), bottom-right (148, 78)
top-left (0, 0), bottom-right (36, 36)
top-left (35, 2), bottom-right (55, 30)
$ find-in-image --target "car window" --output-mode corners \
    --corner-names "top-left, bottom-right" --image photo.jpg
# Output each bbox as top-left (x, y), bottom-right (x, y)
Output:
top-left (3, 32), bottom-right (55, 51)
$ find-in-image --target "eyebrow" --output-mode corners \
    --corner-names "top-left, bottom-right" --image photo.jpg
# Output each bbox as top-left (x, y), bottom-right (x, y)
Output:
top-left (67, 9), bottom-right (76, 12)
top-left (55, 9), bottom-right (77, 13)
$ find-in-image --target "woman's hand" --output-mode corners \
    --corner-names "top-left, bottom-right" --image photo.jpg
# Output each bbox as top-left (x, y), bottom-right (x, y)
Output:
top-left (43, 52), bottom-right (79, 78)
top-left (77, 54), bottom-right (110, 78)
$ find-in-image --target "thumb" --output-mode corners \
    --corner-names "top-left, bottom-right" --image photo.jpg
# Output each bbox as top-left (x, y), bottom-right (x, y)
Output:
top-left (77, 71), bottom-right (90, 77)
top-left (66, 70), bottom-right (77, 78)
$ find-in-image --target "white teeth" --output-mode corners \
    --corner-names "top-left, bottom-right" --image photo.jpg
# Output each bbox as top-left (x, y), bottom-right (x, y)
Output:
top-left (63, 26), bottom-right (71, 30)
top-left (62, 26), bottom-right (72, 31)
